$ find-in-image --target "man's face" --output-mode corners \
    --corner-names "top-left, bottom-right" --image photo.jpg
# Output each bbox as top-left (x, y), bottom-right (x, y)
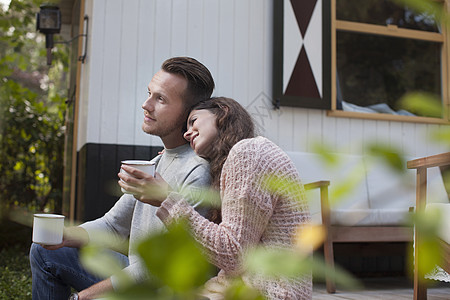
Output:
top-left (142, 70), bottom-right (188, 141)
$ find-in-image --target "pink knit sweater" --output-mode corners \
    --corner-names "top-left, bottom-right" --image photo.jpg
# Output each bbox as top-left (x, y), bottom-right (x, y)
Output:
top-left (157, 136), bottom-right (312, 299)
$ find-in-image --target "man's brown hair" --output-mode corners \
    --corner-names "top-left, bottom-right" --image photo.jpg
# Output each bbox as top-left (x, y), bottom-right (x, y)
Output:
top-left (161, 57), bottom-right (215, 110)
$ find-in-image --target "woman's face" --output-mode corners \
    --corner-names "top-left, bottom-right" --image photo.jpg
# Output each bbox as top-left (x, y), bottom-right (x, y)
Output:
top-left (184, 109), bottom-right (219, 159)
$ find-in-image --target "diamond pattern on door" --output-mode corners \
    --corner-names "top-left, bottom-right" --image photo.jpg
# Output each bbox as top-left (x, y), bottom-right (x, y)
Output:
top-left (290, 0), bottom-right (317, 36)
top-left (283, 0), bottom-right (322, 99)
top-left (285, 47), bottom-right (320, 98)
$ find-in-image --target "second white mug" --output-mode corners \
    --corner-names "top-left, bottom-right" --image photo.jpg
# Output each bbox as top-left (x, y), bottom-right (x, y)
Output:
top-left (32, 213), bottom-right (65, 245)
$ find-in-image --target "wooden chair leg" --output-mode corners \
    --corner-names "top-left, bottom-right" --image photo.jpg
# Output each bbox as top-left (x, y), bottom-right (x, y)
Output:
top-left (321, 183), bottom-right (335, 293)
top-left (323, 237), bottom-right (336, 293)
top-left (304, 181), bottom-right (335, 293)
top-left (414, 244), bottom-right (427, 300)
top-left (414, 167), bottom-right (427, 300)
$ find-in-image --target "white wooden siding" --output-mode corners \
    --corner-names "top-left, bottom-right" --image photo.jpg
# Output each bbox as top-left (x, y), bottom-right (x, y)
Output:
top-left (78, 0), bottom-right (449, 159)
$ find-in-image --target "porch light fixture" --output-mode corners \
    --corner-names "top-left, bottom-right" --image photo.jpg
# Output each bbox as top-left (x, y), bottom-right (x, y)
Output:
top-left (36, 4), bottom-right (61, 65)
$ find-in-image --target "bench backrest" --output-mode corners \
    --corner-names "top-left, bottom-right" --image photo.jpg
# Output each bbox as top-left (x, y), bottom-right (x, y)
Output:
top-left (286, 151), bottom-right (448, 225)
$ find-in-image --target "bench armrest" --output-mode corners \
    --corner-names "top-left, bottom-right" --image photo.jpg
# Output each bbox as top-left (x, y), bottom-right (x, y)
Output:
top-left (407, 152), bottom-right (450, 169)
top-left (304, 180), bottom-right (331, 228)
top-left (304, 180), bottom-right (330, 190)
top-left (407, 152), bottom-right (450, 210)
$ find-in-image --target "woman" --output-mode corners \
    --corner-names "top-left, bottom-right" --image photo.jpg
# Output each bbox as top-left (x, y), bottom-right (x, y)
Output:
top-left (119, 97), bottom-right (312, 299)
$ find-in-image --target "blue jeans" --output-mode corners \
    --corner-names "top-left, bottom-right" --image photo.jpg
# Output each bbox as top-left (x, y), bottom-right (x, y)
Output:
top-left (29, 243), bottom-right (129, 300)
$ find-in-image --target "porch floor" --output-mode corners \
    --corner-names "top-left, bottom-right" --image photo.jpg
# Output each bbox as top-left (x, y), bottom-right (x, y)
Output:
top-left (312, 277), bottom-right (450, 299)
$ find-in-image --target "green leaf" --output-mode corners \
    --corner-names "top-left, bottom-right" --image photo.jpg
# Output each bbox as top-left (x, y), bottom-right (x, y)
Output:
top-left (399, 92), bottom-right (443, 118)
top-left (430, 127), bottom-right (450, 147)
top-left (13, 161), bottom-right (24, 172)
top-left (407, 208), bottom-right (446, 277)
top-left (80, 244), bottom-right (133, 287)
top-left (312, 142), bottom-right (341, 167)
top-left (102, 283), bottom-right (162, 300)
top-left (137, 221), bottom-right (214, 293)
top-left (245, 247), bottom-right (361, 291)
top-left (224, 279), bottom-right (265, 300)
top-left (366, 143), bottom-right (405, 173)
top-left (245, 247), bottom-right (309, 278)
top-left (392, 0), bottom-right (449, 28)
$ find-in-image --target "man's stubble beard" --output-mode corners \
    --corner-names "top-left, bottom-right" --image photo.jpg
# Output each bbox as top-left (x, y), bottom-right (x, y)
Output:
top-left (141, 111), bottom-right (187, 139)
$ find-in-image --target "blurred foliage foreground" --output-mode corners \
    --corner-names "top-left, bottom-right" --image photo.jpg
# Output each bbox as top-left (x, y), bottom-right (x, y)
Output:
top-left (80, 220), bottom-right (357, 300)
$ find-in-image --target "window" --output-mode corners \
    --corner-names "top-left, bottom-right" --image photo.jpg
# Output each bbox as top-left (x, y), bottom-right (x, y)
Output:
top-left (330, 0), bottom-right (449, 122)
top-left (273, 0), bottom-right (449, 123)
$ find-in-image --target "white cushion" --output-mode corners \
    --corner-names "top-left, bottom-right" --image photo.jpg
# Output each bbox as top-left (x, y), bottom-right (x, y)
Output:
top-left (331, 208), bottom-right (411, 226)
top-left (365, 155), bottom-right (417, 210)
top-left (426, 167), bottom-right (449, 204)
top-left (426, 203), bottom-right (450, 244)
top-left (305, 188), bottom-right (323, 225)
top-left (287, 152), bottom-right (369, 224)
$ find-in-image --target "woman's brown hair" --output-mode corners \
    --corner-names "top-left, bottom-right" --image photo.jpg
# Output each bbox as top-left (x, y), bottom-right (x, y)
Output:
top-left (190, 97), bottom-right (256, 189)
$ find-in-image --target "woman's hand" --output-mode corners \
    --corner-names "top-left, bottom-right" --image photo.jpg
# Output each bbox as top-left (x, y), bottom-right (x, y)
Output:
top-left (118, 165), bottom-right (170, 207)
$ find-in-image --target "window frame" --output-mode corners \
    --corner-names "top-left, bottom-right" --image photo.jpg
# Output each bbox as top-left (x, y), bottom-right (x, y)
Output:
top-left (328, 0), bottom-right (450, 123)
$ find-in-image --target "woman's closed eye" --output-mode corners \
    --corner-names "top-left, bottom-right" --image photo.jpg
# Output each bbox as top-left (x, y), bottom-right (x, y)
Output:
top-left (188, 116), bottom-right (197, 128)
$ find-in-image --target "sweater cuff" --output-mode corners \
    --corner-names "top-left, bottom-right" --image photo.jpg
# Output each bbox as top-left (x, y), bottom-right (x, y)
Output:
top-left (156, 192), bottom-right (186, 225)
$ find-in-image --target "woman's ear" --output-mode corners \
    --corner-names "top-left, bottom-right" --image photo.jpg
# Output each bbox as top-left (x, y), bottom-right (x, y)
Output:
top-left (218, 104), bottom-right (229, 114)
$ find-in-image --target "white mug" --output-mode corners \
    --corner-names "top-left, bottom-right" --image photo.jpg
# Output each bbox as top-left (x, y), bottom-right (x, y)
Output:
top-left (120, 160), bottom-right (156, 194)
top-left (32, 213), bottom-right (65, 245)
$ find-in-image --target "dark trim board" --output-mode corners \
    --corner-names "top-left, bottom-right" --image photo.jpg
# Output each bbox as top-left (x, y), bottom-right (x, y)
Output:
top-left (76, 143), bottom-right (163, 222)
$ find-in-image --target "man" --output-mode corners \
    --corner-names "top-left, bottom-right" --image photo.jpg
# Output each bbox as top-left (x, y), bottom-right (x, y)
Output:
top-left (30, 57), bottom-right (215, 300)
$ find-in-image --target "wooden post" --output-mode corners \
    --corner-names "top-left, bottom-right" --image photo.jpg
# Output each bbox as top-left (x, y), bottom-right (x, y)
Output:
top-left (414, 167), bottom-right (427, 300)
top-left (321, 183), bottom-right (336, 294)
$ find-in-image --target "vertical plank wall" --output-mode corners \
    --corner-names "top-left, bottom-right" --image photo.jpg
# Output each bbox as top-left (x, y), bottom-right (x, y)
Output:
top-left (78, 0), bottom-right (448, 159)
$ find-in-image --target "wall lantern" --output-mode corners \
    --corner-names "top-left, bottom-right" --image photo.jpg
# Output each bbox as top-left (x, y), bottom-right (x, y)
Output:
top-left (36, 4), bottom-right (61, 65)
